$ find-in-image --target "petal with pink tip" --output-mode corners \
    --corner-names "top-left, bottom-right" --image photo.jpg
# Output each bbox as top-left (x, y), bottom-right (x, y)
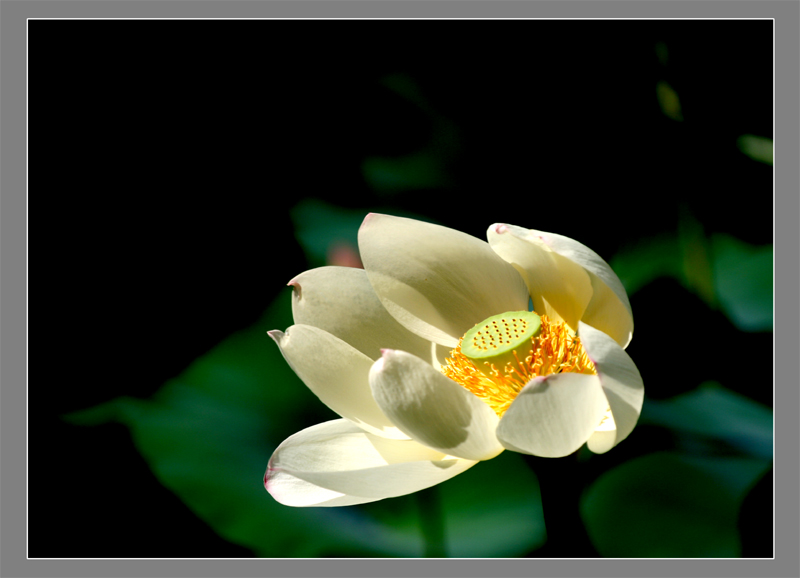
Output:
top-left (290, 266), bottom-right (435, 363)
top-left (487, 224), bottom-right (593, 333)
top-left (488, 224), bottom-right (633, 347)
top-left (269, 325), bottom-right (407, 439)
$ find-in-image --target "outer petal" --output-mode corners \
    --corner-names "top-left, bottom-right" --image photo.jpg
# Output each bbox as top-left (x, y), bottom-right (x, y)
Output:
top-left (269, 325), bottom-right (407, 439)
top-left (290, 266), bottom-right (436, 364)
top-left (358, 214), bottom-right (529, 348)
top-left (266, 419), bottom-right (477, 507)
top-left (487, 224), bottom-right (633, 348)
top-left (579, 322), bottom-right (644, 453)
top-left (496, 373), bottom-right (608, 458)
top-left (369, 349), bottom-right (504, 461)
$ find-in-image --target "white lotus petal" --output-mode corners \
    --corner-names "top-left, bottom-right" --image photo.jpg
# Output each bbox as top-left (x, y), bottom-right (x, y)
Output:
top-left (269, 325), bottom-right (407, 439)
top-left (581, 272), bottom-right (634, 349)
top-left (489, 224), bottom-right (633, 347)
top-left (266, 419), bottom-right (477, 506)
top-left (585, 428), bottom-right (617, 455)
top-left (579, 322), bottom-right (644, 453)
top-left (265, 472), bottom-right (379, 507)
top-left (290, 266), bottom-right (434, 363)
top-left (486, 223), bottom-right (593, 332)
top-left (496, 373), bottom-right (607, 458)
top-left (369, 350), bottom-right (504, 461)
top-left (358, 214), bottom-right (529, 348)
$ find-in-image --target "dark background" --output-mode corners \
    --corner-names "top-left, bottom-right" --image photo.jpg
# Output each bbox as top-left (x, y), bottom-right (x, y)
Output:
top-left (30, 20), bottom-right (773, 558)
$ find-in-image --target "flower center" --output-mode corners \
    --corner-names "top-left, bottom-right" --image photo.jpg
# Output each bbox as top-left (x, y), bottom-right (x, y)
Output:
top-left (442, 311), bottom-right (597, 417)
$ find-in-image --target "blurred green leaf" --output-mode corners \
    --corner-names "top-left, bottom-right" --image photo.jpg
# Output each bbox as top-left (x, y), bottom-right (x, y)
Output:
top-left (736, 134), bottom-right (773, 165)
top-left (362, 153), bottom-right (451, 193)
top-left (640, 382), bottom-right (773, 459)
top-left (610, 234), bottom-right (683, 296)
top-left (711, 234), bottom-right (773, 332)
top-left (66, 296), bottom-right (420, 557)
top-left (581, 451), bottom-right (770, 557)
top-left (610, 229), bottom-right (773, 331)
top-left (441, 452), bottom-right (546, 557)
top-left (656, 80), bottom-right (683, 121)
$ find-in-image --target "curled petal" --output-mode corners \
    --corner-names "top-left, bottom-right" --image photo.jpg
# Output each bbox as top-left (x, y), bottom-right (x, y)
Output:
top-left (289, 266), bottom-right (435, 363)
top-left (579, 322), bottom-right (644, 453)
top-left (487, 224), bottom-right (593, 333)
top-left (496, 373), bottom-right (608, 458)
top-left (369, 350), bottom-right (504, 461)
top-left (266, 419), bottom-right (477, 507)
top-left (488, 224), bottom-right (633, 347)
top-left (269, 325), bottom-right (407, 439)
top-left (359, 213), bottom-right (529, 348)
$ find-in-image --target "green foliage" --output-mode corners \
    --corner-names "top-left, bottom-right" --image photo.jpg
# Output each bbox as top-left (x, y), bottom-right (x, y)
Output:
top-left (711, 234), bottom-right (773, 332)
top-left (611, 227), bottom-right (773, 332)
top-left (736, 135), bottom-right (773, 165)
top-left (581, 452), bottom-right (770, 557)
top-left (640, 382), bottom-right (773, 460)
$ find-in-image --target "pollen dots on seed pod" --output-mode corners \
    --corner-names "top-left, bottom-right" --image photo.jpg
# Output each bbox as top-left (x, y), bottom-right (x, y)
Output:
top-left (471, 317), bottom-right (531, 352)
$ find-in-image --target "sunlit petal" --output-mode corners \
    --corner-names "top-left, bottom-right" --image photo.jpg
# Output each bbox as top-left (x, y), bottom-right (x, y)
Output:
top-left (359, 213), bottom-right (529, 347)
top-left (290, 266), bottom-right (435, 363)
top-left (496, 373), bottom-right (607, 458)
top-left (266, 419), bottom-right (477, 507)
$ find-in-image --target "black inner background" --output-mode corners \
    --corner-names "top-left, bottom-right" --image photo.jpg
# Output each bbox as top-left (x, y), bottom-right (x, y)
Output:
top-left (29, 20), bottom-right (773, 558)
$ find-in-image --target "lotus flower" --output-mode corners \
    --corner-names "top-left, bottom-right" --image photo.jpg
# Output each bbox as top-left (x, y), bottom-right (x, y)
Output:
top-left (265, 214), bottom-right (643, 507)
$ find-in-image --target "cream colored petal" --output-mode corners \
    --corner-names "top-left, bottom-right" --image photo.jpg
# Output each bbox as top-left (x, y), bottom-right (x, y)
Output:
top-left (265, 472), bottom-right (379, 507)
top-left (269, 325), bottom-right (407, 439)
top-left (579, 322), bottom-right (644, 453)
top-left (581, 272), bottom-right (634, 349)
top-left (496, 373), bottom-right (608, 458)
top-left (486, 224), bottom-right (593, 332)
top-left (488, 224), bottom-right (633, 347)
top-left (585, 429), bottom-right (617, 455)
top-left (290, 266), bottom-right (435, 363)
top-left (358, 214), bottom-right (529, 348)
top-left (369, 349), bottom-right (504, 461)
top-left (265, 419), bottom-right (477, 507)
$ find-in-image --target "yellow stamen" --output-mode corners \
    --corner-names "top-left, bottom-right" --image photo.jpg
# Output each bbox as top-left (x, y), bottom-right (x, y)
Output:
top-left (442, 314), bottom-right (596, 417)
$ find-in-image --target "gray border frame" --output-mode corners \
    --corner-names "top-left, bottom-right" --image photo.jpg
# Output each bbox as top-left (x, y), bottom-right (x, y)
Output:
top-left (4, 2), bottom-right (797, 577)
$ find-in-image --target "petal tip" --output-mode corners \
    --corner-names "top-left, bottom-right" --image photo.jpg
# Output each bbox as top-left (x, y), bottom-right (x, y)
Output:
top-left (371, 353), bottom-right (388, 374)
top-left (491, 223), bottom-right (509, 235)
top-left (287, 276), bottom-right (302, 297)
top-left (267, 329), bottom-right (285, 343)
top-left (360, 212), bottom-right (380, 230)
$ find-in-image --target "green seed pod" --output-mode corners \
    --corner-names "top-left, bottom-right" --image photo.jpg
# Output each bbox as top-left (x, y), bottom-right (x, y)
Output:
top-left (461, 311), bottom-right (542, 378)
